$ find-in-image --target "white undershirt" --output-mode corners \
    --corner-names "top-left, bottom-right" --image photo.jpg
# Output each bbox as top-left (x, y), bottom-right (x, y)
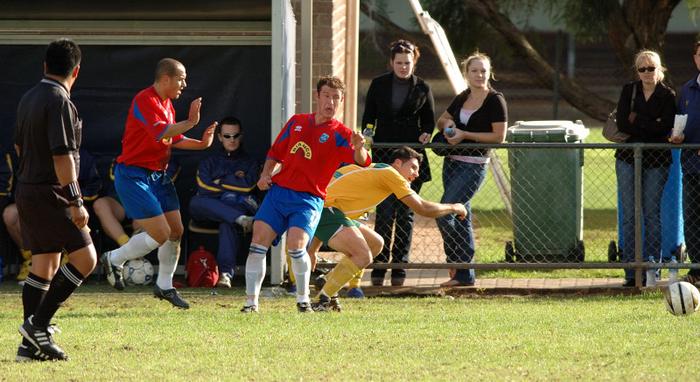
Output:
top-left (449, 108), bottom-right (490, 164)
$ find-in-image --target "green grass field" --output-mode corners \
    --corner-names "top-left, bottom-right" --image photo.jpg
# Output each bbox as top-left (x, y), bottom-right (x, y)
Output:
top-left (1, 284), bottom-right (699, 380)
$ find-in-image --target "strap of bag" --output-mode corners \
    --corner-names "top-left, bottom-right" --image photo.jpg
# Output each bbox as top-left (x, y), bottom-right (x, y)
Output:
top-left (630, 83), bottom-right (636, 111)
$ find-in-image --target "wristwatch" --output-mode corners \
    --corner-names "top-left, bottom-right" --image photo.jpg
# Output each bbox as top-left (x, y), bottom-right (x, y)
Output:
top-left (69, 198), bottom-right (84, 208)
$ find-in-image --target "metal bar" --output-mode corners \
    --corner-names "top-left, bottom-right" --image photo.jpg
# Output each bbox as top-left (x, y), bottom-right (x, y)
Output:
top-left (633, 146), bottom-right (643, 287)
top-left (315, 263), bottom-right (700, 270)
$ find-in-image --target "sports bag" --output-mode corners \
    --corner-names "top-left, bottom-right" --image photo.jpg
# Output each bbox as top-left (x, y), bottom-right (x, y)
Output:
top-left (603, 84), bottom-right (636, 143)
top-left (186, 246), bottom-right (219, 287)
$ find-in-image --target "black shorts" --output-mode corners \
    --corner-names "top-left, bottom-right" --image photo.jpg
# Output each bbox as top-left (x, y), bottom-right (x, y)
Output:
top-left (16, 183), bottom-right (92, 254)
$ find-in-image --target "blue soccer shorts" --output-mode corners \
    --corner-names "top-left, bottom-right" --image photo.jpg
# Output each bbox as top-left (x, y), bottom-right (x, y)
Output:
top-left (254, 184), bottom-right (323, 239)
top-left (114, 163), bottom-right (180, 220)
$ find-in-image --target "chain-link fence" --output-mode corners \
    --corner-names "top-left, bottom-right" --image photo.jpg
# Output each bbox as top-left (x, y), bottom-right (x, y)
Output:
top-left (339, 142), bottom-right (700, 285)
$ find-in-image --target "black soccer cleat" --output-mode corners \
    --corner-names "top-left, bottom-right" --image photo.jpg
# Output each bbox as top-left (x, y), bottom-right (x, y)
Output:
top-left (16, 343), bottom-right (48, 362)
top-left (296, 302), bottom-right (313, 313)
top-left (101, 251), bottom-right (125, 291)
top-left (240, 305), bottom-right (259, 313)
top-left (19, 316), bottom-right (68, 361)
top-left (153, 285), bottom-right (190, 309)
top-left (311, 294), bottom-right (342, 312)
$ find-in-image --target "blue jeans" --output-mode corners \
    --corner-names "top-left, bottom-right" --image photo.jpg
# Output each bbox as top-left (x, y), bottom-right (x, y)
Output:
top-left (436, 159), bottom-right (488, 284)
top-left (189, 195), bottom-right (249, 276)
top-left (616, 160), bottom-right (669, 281)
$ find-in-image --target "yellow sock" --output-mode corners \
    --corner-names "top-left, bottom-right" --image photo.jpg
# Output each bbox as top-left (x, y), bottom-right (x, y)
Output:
top-left (347, 269), bottom-right (364, 289)
top-left (321, 256), bottom-right (360, 297)
top-left (117, 234), bottom-right (130, 246)
top-left (286, 252), bottom-right (296, 283)
top-left (21, 249), bottom-right (32, 261)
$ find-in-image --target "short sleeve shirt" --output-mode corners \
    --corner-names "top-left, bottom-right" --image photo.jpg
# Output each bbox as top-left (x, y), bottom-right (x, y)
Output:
top-left (117, 86), bottom-right (184, 171)
top-left (15, 79), bottom-right (81, 184)
top-left (324, 163), bottom-right (415, 219)
top-left (267, 113), bottom-right (371, 198)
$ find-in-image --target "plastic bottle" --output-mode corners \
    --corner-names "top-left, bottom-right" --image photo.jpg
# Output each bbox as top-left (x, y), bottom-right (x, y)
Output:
top-left (645, 256), bottom-right (656, 287)
top-left (362, 123), bottom-right (376, 150)
top-left (444, 126), bottom-right (456, 137)
top-left (668, 255), bottom-right (679, 284)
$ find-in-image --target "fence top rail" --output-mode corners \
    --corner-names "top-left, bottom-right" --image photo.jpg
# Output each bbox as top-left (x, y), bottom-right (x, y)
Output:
top-left (371, 142), bottom-right (700, 150)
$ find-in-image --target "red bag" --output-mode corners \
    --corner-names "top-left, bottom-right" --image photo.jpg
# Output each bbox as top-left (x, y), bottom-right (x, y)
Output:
top-left (186, 246), bottom-right (219, 287)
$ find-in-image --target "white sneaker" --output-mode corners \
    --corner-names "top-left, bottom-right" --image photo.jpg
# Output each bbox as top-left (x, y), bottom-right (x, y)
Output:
top-left (217, 273), bottom-right (232, 288)
top-left (235, 215), bottom-right (254, 234)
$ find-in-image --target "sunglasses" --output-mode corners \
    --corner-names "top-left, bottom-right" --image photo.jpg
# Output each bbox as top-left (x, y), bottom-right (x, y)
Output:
top-left (637, 66), bottom-right (656, 73)
top-left (391, 41), bottom-right (415, 53)
top-left (221, 133), bottom-right (242, 140)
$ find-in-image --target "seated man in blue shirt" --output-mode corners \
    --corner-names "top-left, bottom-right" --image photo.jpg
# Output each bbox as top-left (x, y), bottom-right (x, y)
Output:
top-left (189, 117), bottom-right (260, 288)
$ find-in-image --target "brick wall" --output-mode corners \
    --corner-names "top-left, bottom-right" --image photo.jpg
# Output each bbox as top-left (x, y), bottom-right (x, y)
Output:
top-left (291, 0), bottom-right (348, 121)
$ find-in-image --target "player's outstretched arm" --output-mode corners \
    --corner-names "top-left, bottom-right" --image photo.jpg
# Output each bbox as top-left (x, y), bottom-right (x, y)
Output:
top-left (400, 193), bottom-right (466, 219)
top-left (161, 97), bottom-right (202, 138)
top-left (172, 122), bottom-right (217, 150)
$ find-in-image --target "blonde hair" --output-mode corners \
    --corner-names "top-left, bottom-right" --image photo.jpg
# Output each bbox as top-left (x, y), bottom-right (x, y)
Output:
top-left (461, 51), bottom-right (495, 86)
top-left (634, 50), bottom-right (665, 82)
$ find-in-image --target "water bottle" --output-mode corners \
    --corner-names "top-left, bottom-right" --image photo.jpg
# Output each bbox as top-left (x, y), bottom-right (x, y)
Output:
top-left (645, 256), bottom-right (656, 287)
top-left (362, 123), bottom-right (376, 150)
top-left (444, 126), bottom-right (456, 138)
top-left (668, 255), bottom-right (679, 284)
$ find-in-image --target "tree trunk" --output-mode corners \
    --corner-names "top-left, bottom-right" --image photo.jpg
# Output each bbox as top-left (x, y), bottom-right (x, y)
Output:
top-left (463, 0), bottom-right (615, 121)
top-left (608, 0), bottom-right (681, 81)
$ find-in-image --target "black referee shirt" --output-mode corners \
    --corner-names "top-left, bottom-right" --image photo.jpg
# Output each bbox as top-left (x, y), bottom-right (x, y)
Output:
top-left (15, 78), bottom-right (81, 185)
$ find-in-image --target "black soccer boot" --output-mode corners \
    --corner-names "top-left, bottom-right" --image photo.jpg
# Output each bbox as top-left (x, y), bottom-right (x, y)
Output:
top-left (153, 285), bottom-right (190, 309)
top-left (101, 251), bottom-right (125, 291)
top-left (19, 316), bottom-right (68, 361)
top-left (296, 302), bottom-right (313, 313)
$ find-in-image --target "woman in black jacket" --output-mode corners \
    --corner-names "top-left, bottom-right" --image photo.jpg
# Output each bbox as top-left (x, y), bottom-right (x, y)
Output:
top-left (361, 39), bottom-right (435, 286)
top-left (615, 50), bottom-right (676, 287)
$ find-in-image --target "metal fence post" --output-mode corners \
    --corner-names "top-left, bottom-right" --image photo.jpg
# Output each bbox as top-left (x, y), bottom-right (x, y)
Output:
top-left (634, 145), bottom-right (643, 288)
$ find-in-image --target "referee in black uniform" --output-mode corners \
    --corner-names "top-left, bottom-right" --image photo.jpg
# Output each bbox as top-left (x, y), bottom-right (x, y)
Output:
top-left (14, 39), bottom-right (97, 362)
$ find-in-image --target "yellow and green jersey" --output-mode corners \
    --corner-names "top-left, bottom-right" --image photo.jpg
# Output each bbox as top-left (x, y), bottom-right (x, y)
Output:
top-left (324, 163), bottom-right (414, 219)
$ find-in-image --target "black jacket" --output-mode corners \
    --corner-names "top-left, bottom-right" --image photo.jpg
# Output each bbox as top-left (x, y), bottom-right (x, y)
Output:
top-left (614, 80), bottom-right (676, 168)
top-left (361, 72), bottom-right (435, 182)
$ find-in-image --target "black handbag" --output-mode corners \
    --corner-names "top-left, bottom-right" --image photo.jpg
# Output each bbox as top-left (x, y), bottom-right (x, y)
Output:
top-left (430, 132), bottom-right (450, 157)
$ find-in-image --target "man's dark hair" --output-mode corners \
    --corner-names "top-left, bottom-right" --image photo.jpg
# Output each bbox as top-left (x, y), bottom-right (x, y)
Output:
top-left (390, 146), bottom-right (423, 164)
top-left (45, 39), bottom-right (81, 78)
top-left (316, 75), bottom-right (345, 95)
top-left (155, 58), bottom-right (184, 80)
top-left (217, 116), bottom-right (242, 135)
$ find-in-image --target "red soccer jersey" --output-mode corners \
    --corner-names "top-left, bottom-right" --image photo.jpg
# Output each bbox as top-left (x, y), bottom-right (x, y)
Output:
top-left (268, 113), bottom-right (370, 198)
top-left (117, 86), bottom-right (184, 171)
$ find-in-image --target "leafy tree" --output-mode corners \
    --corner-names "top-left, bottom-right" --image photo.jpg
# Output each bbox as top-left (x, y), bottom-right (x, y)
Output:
top-left (362, 0), bottom-right (684, 121)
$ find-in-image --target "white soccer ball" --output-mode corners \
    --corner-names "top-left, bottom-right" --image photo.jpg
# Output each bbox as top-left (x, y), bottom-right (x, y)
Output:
top-left (664, 281), bottom-right (700, 316)
top-left (124, 258), bottom-right (154, 286)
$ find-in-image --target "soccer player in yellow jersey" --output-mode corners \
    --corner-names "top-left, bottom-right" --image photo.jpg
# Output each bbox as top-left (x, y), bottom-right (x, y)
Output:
top-left (309, 146), bottom-right (467, 311)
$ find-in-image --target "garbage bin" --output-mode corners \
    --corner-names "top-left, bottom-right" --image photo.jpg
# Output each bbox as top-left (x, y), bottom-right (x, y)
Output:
top-left (608, 149), bottom-right (685, 262)
top-left (505, 120), bottom-right (589, 262)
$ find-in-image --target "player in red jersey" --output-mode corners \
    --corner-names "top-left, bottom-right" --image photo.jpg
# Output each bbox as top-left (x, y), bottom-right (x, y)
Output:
top-left (101, 58), bottom-right (216, 309)
top-left (241, 76), bottom-right (370, 313)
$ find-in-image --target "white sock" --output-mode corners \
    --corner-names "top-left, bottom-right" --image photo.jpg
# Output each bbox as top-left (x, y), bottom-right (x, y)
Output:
top-left (245, 244), bottom-right (268, 306)
top-left (289, 248), bottom-right (311, 303)
top-left (110, 232), bottom-right (161, 267)
top-left (156, 239), bottom-right (180, 290)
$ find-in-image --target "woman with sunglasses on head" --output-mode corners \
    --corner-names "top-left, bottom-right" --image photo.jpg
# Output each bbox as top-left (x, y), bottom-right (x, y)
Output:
top-left (615, 50), bottom-right (676, 287)
top-left (189, 116), bottom-right (261, 288)
top-left (435, 52), bottom-right (507, 287)
top-left (361, 39), bottom-right (436, 287)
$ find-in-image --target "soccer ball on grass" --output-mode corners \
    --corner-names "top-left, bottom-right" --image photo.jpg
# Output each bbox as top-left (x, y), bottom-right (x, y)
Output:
top-left (124, 258), bottom-right (154, 286)
top-left (664, 281), bottom-right (700, 316)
